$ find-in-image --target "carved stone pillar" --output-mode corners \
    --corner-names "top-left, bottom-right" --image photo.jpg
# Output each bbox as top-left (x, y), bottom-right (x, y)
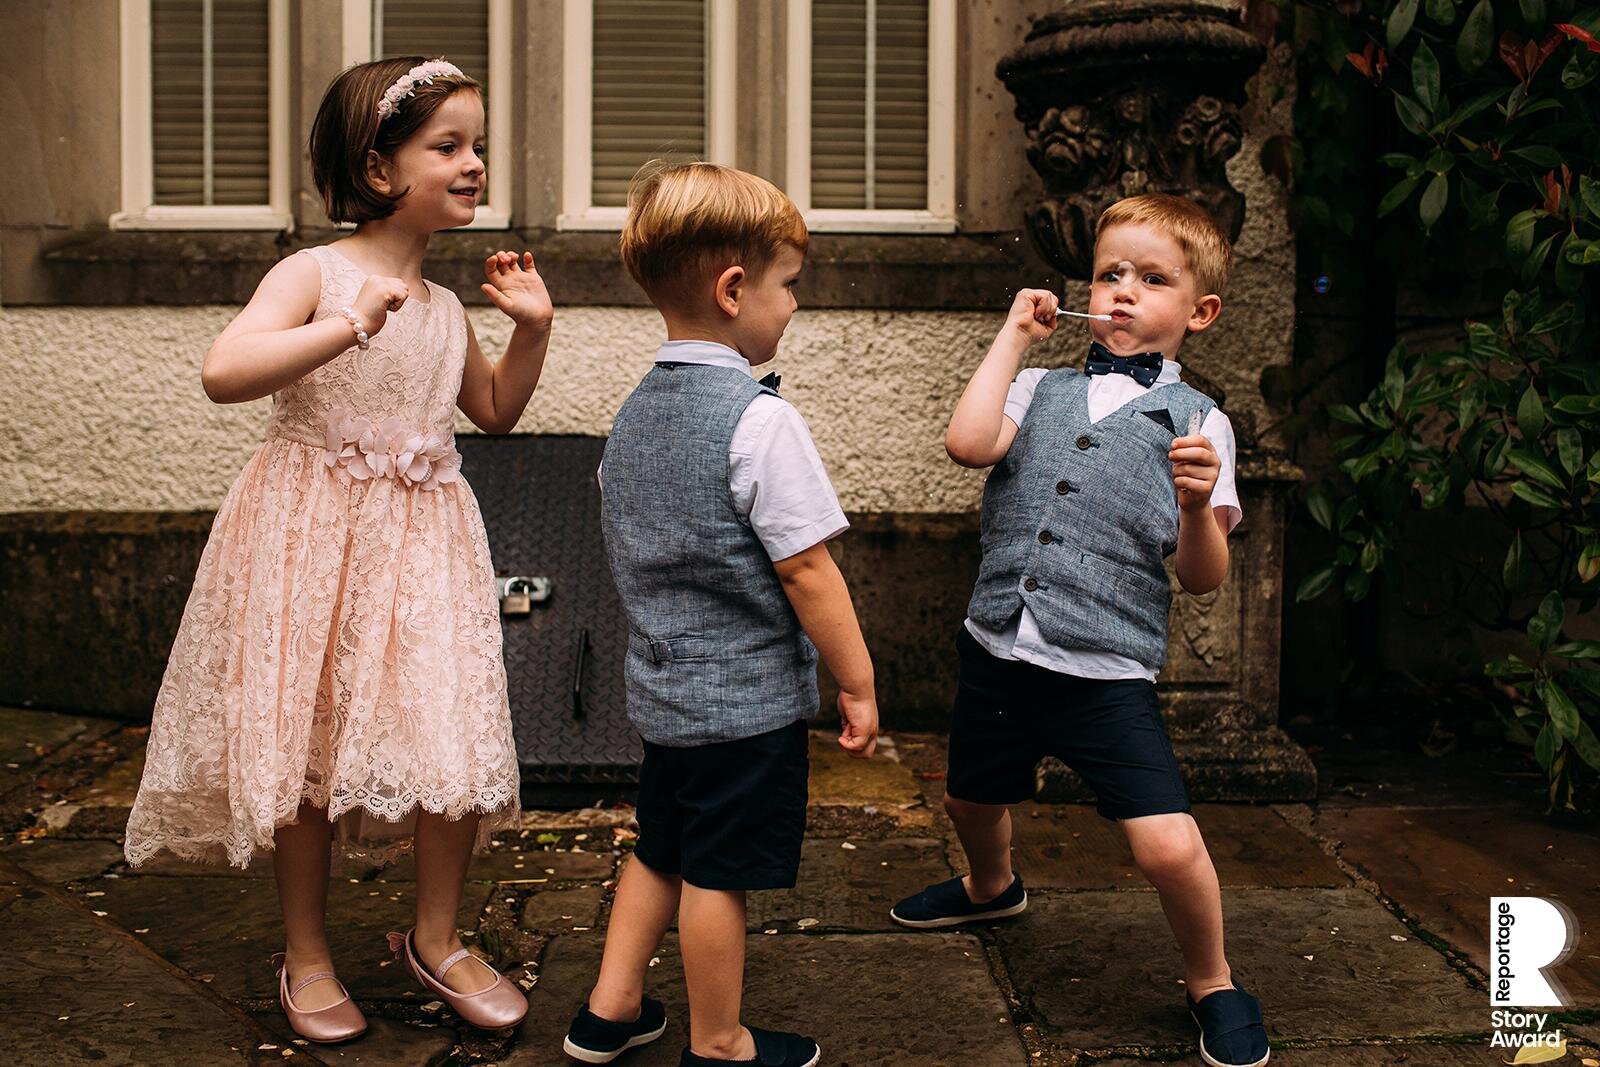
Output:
top-left (998, 0), bottom-right (1317, 801)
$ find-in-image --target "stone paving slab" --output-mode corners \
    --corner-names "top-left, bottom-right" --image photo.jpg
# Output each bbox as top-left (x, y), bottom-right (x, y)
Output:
top-left (996, 888), bottom-right (1484, 1052)
top-left (251, 1013), bottom-right (459, 1065)
top-left (91, 874), bottom-right (492, 1002)
top-left (0, 706), bottom-right (102, 765)
top-left (1316, 806), bottom-right (1600, 1004)
top-left (515, 931), bottom-right (1025, 1066)
top-left (67, 745), bottom-right (145, 807)
top-left (1094, 1044), bottom-right (1501, 1065)
top-left (747, 837), bottom-right (951, 932)
top-left (3, 877), bottom-right (270, 1064)
top-left (519, 886), bottom-right (605, 935)
top-left (2, 837), bottom-right (125, 882)
top-left (972, 803), bottom-right (1346, 891)
top-left (379, 841), bottom-right (615, 885)
top-left (806, 732), bottom-right (925, 809)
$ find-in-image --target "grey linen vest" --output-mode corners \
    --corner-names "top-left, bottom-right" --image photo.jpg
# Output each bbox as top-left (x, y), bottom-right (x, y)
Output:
top-left (966, 367), bottom-right (1216, 671)
top-left (600, 363), bottom-right (819, 746)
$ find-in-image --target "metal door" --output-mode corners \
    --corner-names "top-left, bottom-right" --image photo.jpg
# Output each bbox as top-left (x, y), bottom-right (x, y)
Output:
top-left (458, 435), bottom-right (640, 791)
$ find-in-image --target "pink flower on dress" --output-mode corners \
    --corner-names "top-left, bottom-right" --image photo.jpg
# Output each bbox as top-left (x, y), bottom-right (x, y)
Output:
top-left (323, 410), bottom-right (461, 490)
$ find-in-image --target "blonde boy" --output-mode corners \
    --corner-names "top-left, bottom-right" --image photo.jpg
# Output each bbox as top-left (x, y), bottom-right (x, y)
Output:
top-left (891, 195), bottom-right (1269, 1067)
top-left (563, 163), bottom-right (877, 1067)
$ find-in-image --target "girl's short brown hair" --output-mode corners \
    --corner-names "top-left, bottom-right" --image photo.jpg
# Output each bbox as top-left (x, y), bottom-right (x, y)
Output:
top-left (308, 57), bottom-right (481, 225)
top-left (620, 162), bottom-right (809, 308)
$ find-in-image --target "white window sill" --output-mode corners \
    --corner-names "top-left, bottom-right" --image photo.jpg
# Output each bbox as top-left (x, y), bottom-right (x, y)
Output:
top-left (804, 210), bottom-right (957, 234)
top-left (331, 207), bottom-right (513, 232)
top-left (557, 207), bottom-right (958, 234)
top-left (110, 207), bottom-right (294, 232)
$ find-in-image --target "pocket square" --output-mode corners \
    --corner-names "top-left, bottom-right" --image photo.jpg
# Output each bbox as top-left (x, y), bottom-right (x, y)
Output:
top-left (1138, 408), bottom-right (1175, 432)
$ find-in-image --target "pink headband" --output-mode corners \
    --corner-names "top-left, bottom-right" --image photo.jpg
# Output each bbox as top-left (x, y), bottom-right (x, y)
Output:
top-left (376, 60), bottom-right (466, 120)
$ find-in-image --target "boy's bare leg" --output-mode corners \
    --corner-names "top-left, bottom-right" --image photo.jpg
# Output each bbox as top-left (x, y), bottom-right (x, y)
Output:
top-left (1122, 812), bottom-right (1232, 1000)
top-left (588, 856), bottom-right (683, 1020)
top-left (680, 883), bottom-right (757, 1061)
top-left (944, 795), bottom-right (1018, 902)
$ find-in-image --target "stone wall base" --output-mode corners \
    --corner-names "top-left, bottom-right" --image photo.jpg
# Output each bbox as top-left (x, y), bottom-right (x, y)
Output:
top-left (1037, 730), bottom-right (1319, 803)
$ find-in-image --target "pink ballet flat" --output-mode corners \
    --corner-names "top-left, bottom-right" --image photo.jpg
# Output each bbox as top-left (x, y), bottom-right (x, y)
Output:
top-left (385, 929), bottom-right (529, 1029)
top-left (271, 952), bottom-right (367, 1044)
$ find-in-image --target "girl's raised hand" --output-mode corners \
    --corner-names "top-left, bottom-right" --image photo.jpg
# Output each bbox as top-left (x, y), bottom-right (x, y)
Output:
top-left (351, 275), bottom-right (411, 338)
top-left (481, 251), bottom-right (553, 332)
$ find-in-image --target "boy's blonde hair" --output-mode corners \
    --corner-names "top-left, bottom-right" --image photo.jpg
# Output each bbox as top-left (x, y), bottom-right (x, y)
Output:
top-left (620, 162), bottom-right (809, 307)
top-left (1096, 194), bottom-right (1233, 297)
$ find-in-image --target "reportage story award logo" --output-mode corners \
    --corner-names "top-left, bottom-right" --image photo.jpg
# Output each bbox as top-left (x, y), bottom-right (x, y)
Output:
top-left (1489, 897), bottom-right (1580, 1059)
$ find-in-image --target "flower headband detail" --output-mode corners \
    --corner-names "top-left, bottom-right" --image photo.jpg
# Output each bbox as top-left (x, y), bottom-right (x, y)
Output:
top-left (376, 60), bottom-right (466, 120)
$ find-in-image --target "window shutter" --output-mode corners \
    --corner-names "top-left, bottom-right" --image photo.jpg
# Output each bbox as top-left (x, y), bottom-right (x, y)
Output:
top-left (591, 0), bottom-right (707, 208)
top-left (374, 0), bottom-right (490, 86)
top-left (151, 0), bottom-right (271, 206)
top-left (811, 0), bottom-right (928, 210)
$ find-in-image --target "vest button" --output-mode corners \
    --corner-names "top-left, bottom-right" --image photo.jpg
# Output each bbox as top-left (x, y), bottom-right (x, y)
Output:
top-left (1076, 434), bottom-right (1093, 450)
top-left (1023, 577), bottom-right (1039, 591)
top-left (1038, 530), bottom-right (1053, 545)
top-left (1056, 480), bottom-right (1071, 494)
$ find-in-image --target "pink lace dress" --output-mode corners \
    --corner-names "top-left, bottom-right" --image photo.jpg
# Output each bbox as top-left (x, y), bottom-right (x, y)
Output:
top-left (124, 245), bottom-right (520, 868)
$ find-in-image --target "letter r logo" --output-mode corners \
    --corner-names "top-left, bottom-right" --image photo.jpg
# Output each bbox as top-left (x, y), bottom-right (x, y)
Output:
top-left (1490, 896), bottom-right (1578, 1007)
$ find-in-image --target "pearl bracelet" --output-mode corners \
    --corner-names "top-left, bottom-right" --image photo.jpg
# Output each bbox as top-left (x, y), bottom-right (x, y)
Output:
top-left (336, 305), bottom-right (370, 351)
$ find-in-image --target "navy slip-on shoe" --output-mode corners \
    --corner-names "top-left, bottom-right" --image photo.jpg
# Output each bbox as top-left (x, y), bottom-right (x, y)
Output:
top-left (889, 874), bottom-right (1027, 928)
top-left (1187, 982), bottom-right (1269, 1067)
top-left (678, 1027), bottom-right (819, 1067)
top-left (563, 996), bottom-right (668, 1063)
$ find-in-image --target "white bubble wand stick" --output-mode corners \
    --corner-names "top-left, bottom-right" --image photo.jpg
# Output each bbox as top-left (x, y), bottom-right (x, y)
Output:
top-left (1055, 308), bottom-right (1112, 321)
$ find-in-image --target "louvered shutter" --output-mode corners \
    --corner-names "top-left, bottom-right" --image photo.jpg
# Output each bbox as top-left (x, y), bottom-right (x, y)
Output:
top-left (151, 0), bottom-right (271, 205)
top-left (811, 0), bottom-right (928, 210)
top-left (591, 0), bottom-right (707, 207)
top-left (374, 0), bottom-right (490, 86)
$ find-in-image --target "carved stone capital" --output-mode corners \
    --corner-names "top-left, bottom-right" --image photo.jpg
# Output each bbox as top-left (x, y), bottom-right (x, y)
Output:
top-left (997, 0), bottom-right (1265, 278)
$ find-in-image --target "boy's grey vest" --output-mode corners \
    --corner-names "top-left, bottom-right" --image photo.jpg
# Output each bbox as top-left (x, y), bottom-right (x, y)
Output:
top-left (966, 367), bottom-right (1216, 671)
top-left (601, 363), bottom-right (819, 746)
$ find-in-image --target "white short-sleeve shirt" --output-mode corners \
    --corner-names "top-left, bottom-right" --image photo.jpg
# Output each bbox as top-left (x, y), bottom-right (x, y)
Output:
top-left (598, 339), bottom-right (848, 562)
top-left (965, 359), bottom-right (1243, 681)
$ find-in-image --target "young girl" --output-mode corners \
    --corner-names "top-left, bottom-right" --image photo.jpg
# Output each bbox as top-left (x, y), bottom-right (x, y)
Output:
top-left (123, 57), bottom-right (550, 1042)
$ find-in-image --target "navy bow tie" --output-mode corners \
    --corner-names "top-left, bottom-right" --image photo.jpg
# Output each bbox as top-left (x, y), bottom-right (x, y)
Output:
top-left (1084, 342), bottom-right (1163, 388)
top-left (757, 371), bottom-right (781, 392)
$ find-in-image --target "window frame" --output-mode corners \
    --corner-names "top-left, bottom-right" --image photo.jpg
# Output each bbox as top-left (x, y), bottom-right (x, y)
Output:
top-left (339, 0), bottom-right (513, 230)
top-left (786, 0), bottom-right (956, 233)
top-left (557, 0), bottom-right (738, 231)
top-left (112, 0), bottom-right (292, 231)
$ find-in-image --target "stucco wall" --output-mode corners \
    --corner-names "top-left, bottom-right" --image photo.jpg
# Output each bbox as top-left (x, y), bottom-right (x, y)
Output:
top-left (4, 261), bottom-right (1287, 519)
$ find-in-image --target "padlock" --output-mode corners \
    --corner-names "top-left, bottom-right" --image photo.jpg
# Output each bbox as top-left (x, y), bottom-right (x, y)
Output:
top-left (497, 576), bottom-right (533, 616)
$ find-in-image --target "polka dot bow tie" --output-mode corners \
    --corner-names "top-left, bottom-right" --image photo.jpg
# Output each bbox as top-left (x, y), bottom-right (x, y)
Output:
top-left (1084, 341), bottom-right (1163, 388)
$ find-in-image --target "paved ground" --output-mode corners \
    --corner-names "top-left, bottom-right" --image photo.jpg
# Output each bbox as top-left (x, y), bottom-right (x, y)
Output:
top-left (3, 707), bottom-right (1598, 1066)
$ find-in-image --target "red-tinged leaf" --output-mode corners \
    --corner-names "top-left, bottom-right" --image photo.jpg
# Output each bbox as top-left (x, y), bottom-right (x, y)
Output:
top-left (1554, 23), bottom-right (1600, 54)
top-left (1544, 170), bottom-right (1563, 215)
top-left (1521, 33), bottom-right (1563, 80)
top-left (1347, 51), bottom-right (1373, 79)
top-left (1538, 30), bottom-right (1565, 67)
top-left (1502, 31), bottom-right (1529, 82)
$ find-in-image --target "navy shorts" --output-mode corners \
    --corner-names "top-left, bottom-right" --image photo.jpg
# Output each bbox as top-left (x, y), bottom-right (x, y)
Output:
top-left (945, 626), bottom-right (1191, 820)
top-left (632, 719), bottom-right (809, 891)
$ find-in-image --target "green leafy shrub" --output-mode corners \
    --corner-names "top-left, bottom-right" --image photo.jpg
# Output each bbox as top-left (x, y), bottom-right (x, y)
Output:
top-left (1267, 0), bottom-right (1600, 807)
